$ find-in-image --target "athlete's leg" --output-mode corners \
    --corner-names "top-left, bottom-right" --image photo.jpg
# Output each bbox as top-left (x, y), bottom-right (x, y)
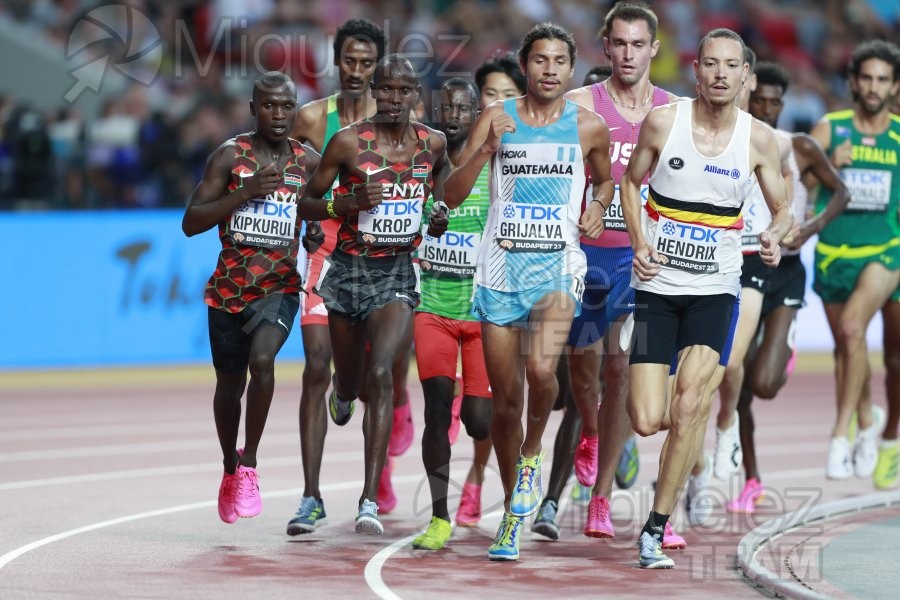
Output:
top-left (748, 306), bottom-right (798, 399)
top-left (241, 323), bottom-right (291, 467)
top-left (826, 263), bottom-right (900, 437)
top-left (545, 355), bottom-right (581, 503)
top-left (593, 316), bottom-right (633, 498)
top-left (716, 287), bottom-right (763, 430)
top-left (521, 292), bottom-right (577, 458)
top-left (883, 300), bottom-right (900, 441)
top-left (482, 322), bottom-right (526, 506)
top-left (213, 369), bottom-right (246, 472)
top-left (421, 375), bottom-right (455, 521)
top-left (358, 301), bottom-right (415, 506)
top-left (299, 323), bottom-right (332, 498)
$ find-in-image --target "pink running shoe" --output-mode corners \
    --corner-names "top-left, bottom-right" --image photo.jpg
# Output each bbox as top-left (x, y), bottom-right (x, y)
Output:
top-left (234, 464), bottom-right (262, 518)
top-left (785, 346), bottom-right (798, 378)
top-left (583, 495), bottom-right (615, 538)
top-left (662, 522), bottom-right (686, 549)
top-left (377, 457), bottom-right (398, 514)
top-left (218, 448), bottom-right (244, 523)
top-left (455, 481), bottom-right (482, 527)
top-left (217, 470), bottom-right (239, 523)
top-left (574, 434), bottom-right (599, 487)
top-left (448, 374), bottom-right (463, 445)
top-left (727, 478), bottom-right (764, 513)
top-left (389, 390), bottom-right (414, 457)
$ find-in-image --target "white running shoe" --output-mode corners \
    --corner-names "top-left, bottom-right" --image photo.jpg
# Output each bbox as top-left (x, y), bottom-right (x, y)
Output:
top-left (853, 405), bottom-right (886, 477)
top-left (684, 454), bottom-right (714, 527)
top-left (826, 436), bottom-right (853, 480)
top-left (714, 413), bottom-right (742, 480)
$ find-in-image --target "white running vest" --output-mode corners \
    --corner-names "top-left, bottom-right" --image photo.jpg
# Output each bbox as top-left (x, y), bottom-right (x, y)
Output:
top-left (475, 98), bottom-right (587, 293)
top-left (637, 100), bottom-right (754, 296)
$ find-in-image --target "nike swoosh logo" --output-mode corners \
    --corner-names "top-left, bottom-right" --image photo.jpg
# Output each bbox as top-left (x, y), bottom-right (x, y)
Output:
top-left (784, 298), bottom-right (802, 306)
top-left (609, 127), bottom-right (621, 132)
top-left (395, 292), bottom-right (411, 300)
top-left (277, 318), bottom-right (287, 328)
top-left (239, 172), bottom-right (254, 178)
top-left (365, 166), bottom-right (392, 176)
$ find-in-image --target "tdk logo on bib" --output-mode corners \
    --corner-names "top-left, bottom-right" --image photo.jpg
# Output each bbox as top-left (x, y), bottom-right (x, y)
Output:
top-left (703, 164), bottom-right (741, 179)
top-left (369, 200), bottom-right (420, 216)
top-left (503, 203), bottom-right (563, 220)
top-left (662, 220), bottom-right (719, 243)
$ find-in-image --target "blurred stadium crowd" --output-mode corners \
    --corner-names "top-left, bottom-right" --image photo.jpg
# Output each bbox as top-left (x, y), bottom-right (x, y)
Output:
top-left (0, 0), bottom-right (898, 210)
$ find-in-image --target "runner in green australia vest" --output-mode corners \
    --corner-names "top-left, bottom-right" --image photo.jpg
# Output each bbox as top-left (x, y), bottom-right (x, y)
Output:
top-left (411, 78), bottom-right (492, 551)
top-left (809, 39), bottom-right (900, 489)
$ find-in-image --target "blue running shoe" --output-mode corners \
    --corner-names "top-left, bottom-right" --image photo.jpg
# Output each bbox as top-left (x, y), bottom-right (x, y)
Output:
top-left (638, 532), bottom-right (675, 569)
top-left (615, 434), bottom-right (640, 490)
top-left (355, 499), bottom-right (383, 535)
top-left (286, 496), bottom-right (328, 535)
top-left (510, 452), bottom-right (544, 517)
top-left (531, 498), bottom-right (559, 541)
top-left (328, 377), bottom-right (355, 426)
top-left (488, 513), bottom-right (523, 561)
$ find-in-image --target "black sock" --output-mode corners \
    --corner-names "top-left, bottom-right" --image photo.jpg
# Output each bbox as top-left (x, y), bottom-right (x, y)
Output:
top-left (641, 511), bottom-right (669, 541)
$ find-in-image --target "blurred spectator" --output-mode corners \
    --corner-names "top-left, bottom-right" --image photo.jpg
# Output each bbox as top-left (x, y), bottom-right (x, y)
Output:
top-left (0, 0), bottom-right (895, 211)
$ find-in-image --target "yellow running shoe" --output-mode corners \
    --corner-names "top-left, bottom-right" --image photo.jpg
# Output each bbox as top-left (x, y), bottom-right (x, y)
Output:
top-left (874, 440), bottom-right (899, 490)
top-left (411, 516), bottom-right (452, 550)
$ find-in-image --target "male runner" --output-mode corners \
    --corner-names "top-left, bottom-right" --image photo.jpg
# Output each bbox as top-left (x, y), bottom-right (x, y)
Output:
top-left (445, 23), bottom-right (614, 561)
top-left (546, 4), bottom-right (680, 543)
top-left (411, 78), bottom-right (492, 550)
top-left (299, 55), bottom-right (449, 535)
top-left (286, 19), bottom-right (414, 535)
top-left (455, 52), bottom-right (528, 529)
top-left (622, 29), bottom-right (792, 568)
top-left (809, 39), bottom-right (900, 485)
top-left (183, 72), bottom-right (312, 524)
top-left (727, 60), bottom-right (850, 511)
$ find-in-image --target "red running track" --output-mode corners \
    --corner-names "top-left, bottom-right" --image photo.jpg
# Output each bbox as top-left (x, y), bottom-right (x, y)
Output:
top-left (0, 358), bottom-right (892, 599)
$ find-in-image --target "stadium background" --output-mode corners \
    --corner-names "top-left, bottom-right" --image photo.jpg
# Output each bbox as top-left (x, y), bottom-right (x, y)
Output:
top-left (1, 0), bottom-right (897, 368)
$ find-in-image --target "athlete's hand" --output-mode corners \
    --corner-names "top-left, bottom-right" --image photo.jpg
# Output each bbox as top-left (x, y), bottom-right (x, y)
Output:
top-left (426, 201), bottom-right (450, 238)
top-left (302, 220), bottom-right (325, 253)
top-left (482, 113), bottom-right (516, 154)
top-left (579, 201), bottom-right (606, 239)
top-left (245, 163), bottom-right (280, 197)
top-left (759, 230), bottom-right (782, 267)
top-left (632, 245), bottom-right (661, 281)
top-left (780, 222), bottom-right (806, 251)
top-left (831, 138), bottom-right (852, 169)
top-left (338, 181), bottom-right (383, 214)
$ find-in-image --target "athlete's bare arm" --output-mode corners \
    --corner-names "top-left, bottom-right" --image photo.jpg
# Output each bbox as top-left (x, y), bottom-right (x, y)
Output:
top-left (564, 86), bottom-right (593, 110)
top-left (621, 104), bottom-right (676, 280)
top-left (299, 126), bottom-right (382, 220)
top-left (444, 103), bottom-right (513, 209)
top-left (428, 129), bottom-right (451, 201)
top-left (290, 99), bottom-right (328, 151)
top-left (785, 133), bottom-right (851, 249)
top-left (182, 139), bottom-right (279, 236)
top-left (577, 106), bottom-right (614, 239)
top-left (750, 120), bottom-right (793, 266)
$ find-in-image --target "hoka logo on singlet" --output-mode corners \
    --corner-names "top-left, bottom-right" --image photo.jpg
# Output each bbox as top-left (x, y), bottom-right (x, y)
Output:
top-left (704, 164), bottom-right (741, 179)
top-left (502, 149), bottom-right (527, 159)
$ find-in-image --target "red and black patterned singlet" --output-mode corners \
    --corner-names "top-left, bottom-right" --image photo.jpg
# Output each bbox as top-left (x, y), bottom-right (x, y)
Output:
top-left (333, 120), bottom-right (434, 258)
top-left (204, 133), bottom-right (306, 313)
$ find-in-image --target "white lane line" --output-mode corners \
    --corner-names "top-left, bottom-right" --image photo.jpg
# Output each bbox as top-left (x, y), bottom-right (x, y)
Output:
top-left (0, 474), bottom-right (426, 571)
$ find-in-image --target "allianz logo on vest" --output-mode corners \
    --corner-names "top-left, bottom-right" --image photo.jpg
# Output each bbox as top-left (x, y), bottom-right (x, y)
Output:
top-left (703, 164), bottom-right (741, 179)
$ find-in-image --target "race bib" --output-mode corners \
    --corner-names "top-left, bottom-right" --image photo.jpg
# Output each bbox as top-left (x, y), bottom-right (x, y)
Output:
top-left (230, 193), bottom-right (296, 248)
top-left (740, 192), bottom-right (771, 252)
top-left (653, 215), bottom-right (720, 274)
top-left (418, 228), bottom-right (480, 277)
top-left (604, 184), bottom-right (649, 232)
top-left (843, 168), bottom-right (891, 212)
top-left (496, 201), bottom-right (567, 253)
top-left (357, 183), bottom-right (424, 246)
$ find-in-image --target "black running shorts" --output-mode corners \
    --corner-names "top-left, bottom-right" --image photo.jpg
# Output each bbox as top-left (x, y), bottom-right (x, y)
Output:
top-left (630, 290), bottom-right (736, 365)
top-left (208, 292), bottom-right (299, 373)
top-left (314, 249), bottom-right (419, 323)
